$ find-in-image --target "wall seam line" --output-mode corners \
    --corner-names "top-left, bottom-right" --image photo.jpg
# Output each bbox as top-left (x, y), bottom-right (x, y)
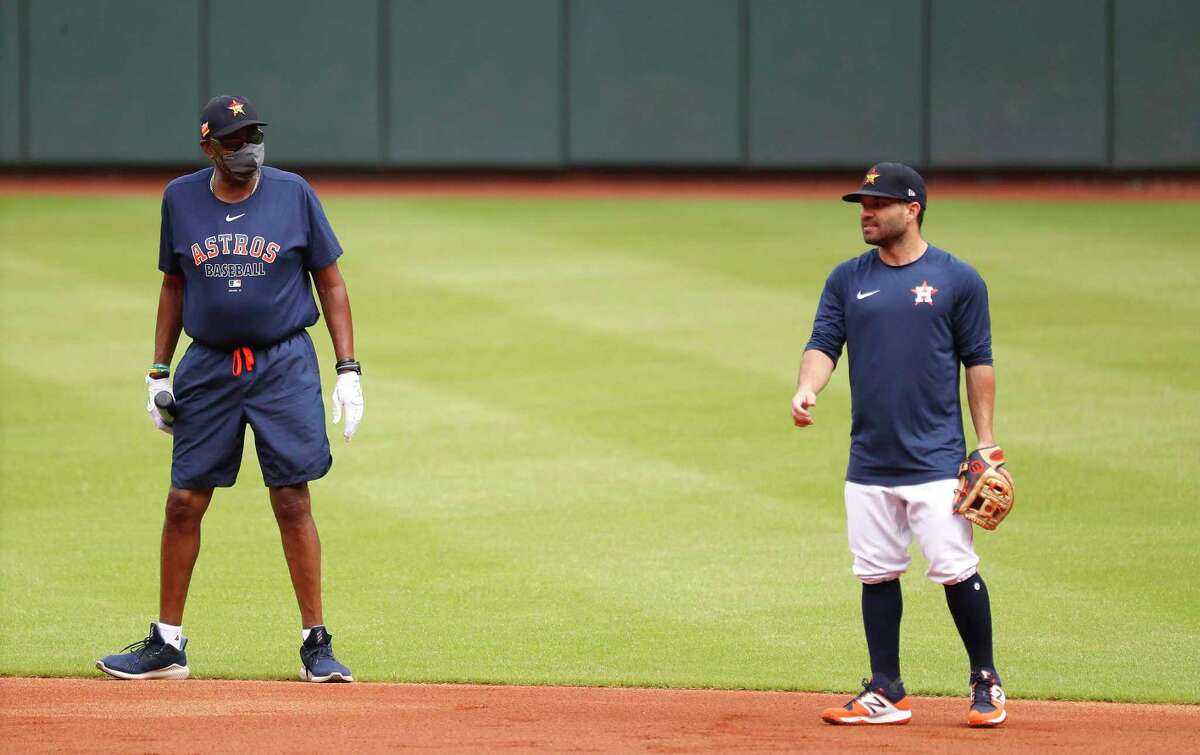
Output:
top-left (1106, 0), bottom-right (1116, 169)
top-left (559, 0), bottom-right (570, 168)
top-left (18, 0), bottom-right (30, 161)
top-left (739, 0), bottom-right (750, 169)
top-left (198, 0), bottom-right (209, 108)
top-left (379, 0), bottom-right (390, 167)
top-left (921, 0), bottom-right (932, 169)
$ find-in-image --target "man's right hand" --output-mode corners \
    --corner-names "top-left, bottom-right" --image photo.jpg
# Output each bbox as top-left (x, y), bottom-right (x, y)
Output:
top-left (146, 374), bottom-right (174, 435)
top-left (792, 389), bottom-right (817, 427)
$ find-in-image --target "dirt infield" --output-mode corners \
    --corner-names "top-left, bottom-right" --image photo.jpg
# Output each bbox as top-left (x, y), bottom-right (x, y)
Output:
top-left (1, 678), bottom-right (1195, 753)
top-left (2, 172), bottom-right (1199, 201)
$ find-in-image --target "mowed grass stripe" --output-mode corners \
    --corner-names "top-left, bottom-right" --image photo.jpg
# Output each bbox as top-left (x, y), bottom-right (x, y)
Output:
top-left (331, 196), bottom-right (1200, 696)
top-left (322, 382), bottom-right (846, 689)
top-left (335, 399), bottom-right (848, 692)
top-left (0, 369), bottom-right (848, 688)
top-left (0, 195), bottom-right (1197, 703)
top-left (349, 270), bottom-right (840, 502)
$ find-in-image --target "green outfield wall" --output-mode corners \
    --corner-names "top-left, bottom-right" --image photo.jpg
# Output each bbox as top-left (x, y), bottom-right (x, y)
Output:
top-left (1, 0), bottom-right (1196, 169)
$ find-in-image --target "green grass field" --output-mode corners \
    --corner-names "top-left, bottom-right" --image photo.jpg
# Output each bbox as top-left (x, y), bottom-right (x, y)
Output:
top-left (0, 192), bottom-right (1196, 703)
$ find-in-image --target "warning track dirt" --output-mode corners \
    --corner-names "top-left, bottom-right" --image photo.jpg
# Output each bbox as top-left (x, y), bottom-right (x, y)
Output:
top-left (1, 678), bottom-right (1196, 753)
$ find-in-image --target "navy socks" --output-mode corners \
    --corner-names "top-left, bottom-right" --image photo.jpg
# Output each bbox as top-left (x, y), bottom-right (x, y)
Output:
top-left (860, 574), bottom-right (996, 696)
top-left (944, 573), bottom-right (995, 672)
top-left (861, 579), bottom-right (903, 685)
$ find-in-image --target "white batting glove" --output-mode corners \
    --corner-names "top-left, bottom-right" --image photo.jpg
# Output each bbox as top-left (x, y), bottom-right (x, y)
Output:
top-left (146, 374), bottom-right (174, 435)
top-left (330, 372), bottom-right (364, 441)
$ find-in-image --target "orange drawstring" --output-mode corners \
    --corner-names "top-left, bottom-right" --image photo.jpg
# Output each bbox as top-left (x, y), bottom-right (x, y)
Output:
top-left (231, 346), bottom-right (255, 376)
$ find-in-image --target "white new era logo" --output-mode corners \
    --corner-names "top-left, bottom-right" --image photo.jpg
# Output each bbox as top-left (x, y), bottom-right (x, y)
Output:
top-left (907, 189), bottom-right (916, 197)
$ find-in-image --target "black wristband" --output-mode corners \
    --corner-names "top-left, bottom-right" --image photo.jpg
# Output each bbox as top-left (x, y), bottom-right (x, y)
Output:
top-left (335, 359), bottom-right (361, 375)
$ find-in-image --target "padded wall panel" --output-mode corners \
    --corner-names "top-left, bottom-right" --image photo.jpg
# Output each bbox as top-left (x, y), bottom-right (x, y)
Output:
top-left (388, 0), bottom-right (561, 166)
top-left (748, 0), bottom-right (923, 168)
top-left (209, 0), bottom-right (380, 165)
top-left (27, 0), bottom-right (199, 163)
top-left (929, 0), bottom-right (1107, 167)
top-left (569, 0), bottom-right (741, 165)
top-left (1113, 0), bottom-right (1200, 167)
top-left (0, 0), bottom-right (20, 162)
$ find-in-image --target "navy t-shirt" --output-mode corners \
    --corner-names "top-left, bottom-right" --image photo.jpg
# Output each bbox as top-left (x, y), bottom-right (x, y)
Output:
top-left (805, 245), bottom-right (992, 486)
top-left (158, 166), bottom-right (343, 349)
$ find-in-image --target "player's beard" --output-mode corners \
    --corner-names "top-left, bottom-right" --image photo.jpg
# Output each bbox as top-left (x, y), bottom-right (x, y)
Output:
top-left (862, 215), bottom-right (906, 246)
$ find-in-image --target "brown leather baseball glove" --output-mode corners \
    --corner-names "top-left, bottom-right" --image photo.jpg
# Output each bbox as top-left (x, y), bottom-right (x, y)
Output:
top-left (953, 445), bottom-right (1014, 530)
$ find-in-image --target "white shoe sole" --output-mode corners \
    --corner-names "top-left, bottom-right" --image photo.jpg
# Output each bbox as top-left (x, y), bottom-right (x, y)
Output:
top-left (96, 661), bottom-right (190, 680)
top-left (299, 667), bottom-right (353, 683)
top-left (824, 710), bottom-right (912, 725)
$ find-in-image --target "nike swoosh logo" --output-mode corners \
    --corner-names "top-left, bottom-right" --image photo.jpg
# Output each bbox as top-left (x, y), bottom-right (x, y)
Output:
top-left (226, 213), bottom-right (246, 222)
top-left (856, 290), bottom-right (880, 300)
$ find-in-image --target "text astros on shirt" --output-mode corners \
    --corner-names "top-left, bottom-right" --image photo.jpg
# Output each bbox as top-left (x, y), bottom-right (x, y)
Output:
top-left (805, 245), bottom-right (993, 487)
top-left (158, 166), bottom-right (343, 350)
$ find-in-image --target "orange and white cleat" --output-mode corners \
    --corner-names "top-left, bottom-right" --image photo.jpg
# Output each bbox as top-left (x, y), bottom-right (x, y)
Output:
top-left (821, 678), bottom-right (912, 725)
top-left (968, 669), bottom-right (1007, 727)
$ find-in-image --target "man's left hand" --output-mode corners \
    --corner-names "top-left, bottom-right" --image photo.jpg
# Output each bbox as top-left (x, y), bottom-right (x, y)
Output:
top-left (331, 372), bottom-right (364, 441)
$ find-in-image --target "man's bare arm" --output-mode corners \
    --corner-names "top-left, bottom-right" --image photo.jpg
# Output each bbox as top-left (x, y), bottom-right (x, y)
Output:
top-left (154, 273), bottom-right (185, 365)
top-left (964, 364), bottom-right (995, 447)
top-left (792, 349), bottom-right (836, 427)
top-left (312, 262), bottom-right (355, 362)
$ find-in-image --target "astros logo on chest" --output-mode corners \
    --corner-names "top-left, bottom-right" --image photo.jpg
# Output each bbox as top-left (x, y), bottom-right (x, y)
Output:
top-left (911, 280), bottom-right (938, 305)
top-left (190, 233), bottom-right (283, 265)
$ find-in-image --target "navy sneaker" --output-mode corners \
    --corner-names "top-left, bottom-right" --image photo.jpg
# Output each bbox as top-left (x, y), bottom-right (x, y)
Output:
top-left (96, 623), bottom-right (189, 680)
top-left (299, 625), bottom-right (353, 682)
top-left (968, 668), bottom-right (1007, 727)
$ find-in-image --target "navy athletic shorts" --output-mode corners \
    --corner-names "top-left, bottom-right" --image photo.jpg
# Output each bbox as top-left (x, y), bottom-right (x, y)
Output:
top-left (170, 331), bottom-right (332, 489)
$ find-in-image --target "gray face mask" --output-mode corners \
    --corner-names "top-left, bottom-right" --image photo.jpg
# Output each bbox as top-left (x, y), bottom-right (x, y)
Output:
top-left (219, 142), bottom-right (264, 181)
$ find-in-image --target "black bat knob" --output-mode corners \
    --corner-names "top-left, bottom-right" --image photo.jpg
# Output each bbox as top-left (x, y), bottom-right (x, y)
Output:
top-left (154, 391), bottom-right (176, 426)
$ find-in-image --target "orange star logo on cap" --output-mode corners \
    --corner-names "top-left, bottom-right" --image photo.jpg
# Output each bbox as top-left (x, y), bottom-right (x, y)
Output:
top-left (227, 100), bottom-right (246, 117)
top-left (865, 169), bottom-right (880, 185)
top-left (200, 121), bottom-right (210, 137)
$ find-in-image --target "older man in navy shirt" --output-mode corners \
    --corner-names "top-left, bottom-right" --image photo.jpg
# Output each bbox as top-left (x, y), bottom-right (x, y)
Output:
top-left (98, 95), bottom-right (362, 683)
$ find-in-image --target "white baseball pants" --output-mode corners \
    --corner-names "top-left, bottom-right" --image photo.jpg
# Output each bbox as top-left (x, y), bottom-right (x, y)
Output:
top-left (844, 479), bottom-right (980, 585)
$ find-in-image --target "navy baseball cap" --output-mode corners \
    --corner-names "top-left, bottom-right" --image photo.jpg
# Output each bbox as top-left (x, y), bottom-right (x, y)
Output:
top-left (842, 162), bottom-right (927, 208)
top-left (199, 95), bottom-right (268, 140)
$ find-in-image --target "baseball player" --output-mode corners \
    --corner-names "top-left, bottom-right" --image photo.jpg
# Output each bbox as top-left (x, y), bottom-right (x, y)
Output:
top-left (793, 163), bottom-right (1008, 726)
top-left (96, 95), bottom-right (362, 682)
